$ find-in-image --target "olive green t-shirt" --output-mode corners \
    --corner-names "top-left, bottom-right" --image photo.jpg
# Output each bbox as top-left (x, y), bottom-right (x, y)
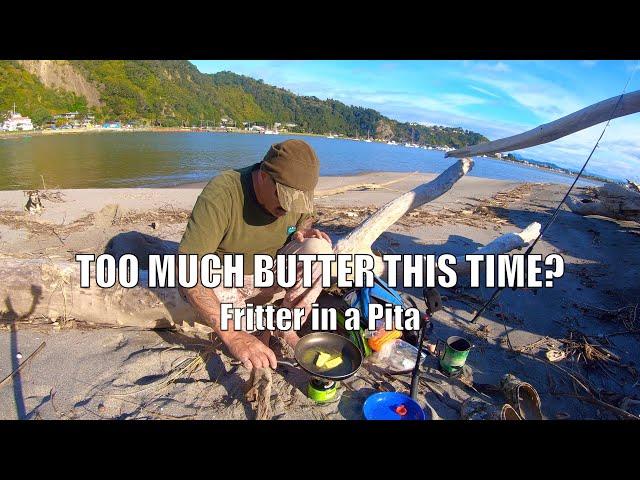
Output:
top-left (178, 163), bottom-right (312, 274)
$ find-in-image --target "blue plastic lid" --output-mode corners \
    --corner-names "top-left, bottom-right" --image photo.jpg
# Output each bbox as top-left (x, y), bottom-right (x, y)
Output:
top-left (363, 392), bottom-right (428, 420)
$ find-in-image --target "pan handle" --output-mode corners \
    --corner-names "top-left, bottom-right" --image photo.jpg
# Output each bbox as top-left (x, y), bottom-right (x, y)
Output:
top-left (277, 360), bottom-right (299, 369)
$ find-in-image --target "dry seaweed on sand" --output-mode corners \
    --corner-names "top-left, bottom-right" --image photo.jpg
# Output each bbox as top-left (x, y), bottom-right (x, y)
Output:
top-left (0, 209), bottom-right (93, 237)
top-left (559, 331), bottom-right (622, 366)
top-left (314, 183), bottom-right (538, 234)
top-left (115, 206), bottom-right (191, 226)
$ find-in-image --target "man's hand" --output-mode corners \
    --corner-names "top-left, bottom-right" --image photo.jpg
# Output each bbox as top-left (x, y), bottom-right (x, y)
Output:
top-left (293, 228), bottom-right (332, 245)
top-left (222, 331), bottom-right (278, 370)
top-left (280, 330), bottom-right (301, 349)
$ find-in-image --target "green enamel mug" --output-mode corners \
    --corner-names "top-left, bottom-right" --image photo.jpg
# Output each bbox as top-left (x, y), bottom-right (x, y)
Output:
top-left (436, 336), bottom-right (472, 375)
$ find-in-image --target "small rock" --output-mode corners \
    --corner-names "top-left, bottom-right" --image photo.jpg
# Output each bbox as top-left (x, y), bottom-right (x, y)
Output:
top-left (546, 349), bottom-right (567, 362)
top-left (348, 378), bottom-right (368, 391)
top-left (97, 403), bottom-right (106, 414)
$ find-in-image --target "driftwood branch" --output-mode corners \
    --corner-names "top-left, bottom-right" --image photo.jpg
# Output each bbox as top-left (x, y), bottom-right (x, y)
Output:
top-left (450, 222), bottom-right (541, 274)
top-left (333, 158), bottom-right (473, 265)
top-left (380, 222), bottom-right (541, 279)
top-left (446, 90), bottom-right (640, 158)
top-left (245, 368), bottom-right (274, 420)
top-left (314, 172), bottom-right (416, 198)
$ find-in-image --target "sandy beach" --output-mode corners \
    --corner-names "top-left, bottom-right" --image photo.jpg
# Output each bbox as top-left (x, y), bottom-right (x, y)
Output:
top-left (1, 172), bottom-right (638, 420)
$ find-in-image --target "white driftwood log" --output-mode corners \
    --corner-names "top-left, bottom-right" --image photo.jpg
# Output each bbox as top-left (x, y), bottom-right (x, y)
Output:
top-left (446, 90), bottom-right (640, 158)
top-left (381, 222), bottom-right (541, 280)
top-left (0, 257), bottom-right (192, 329)
top-left (450, 222), bottom-right (541, 274)
top-left (565, 183), bottom-right (640, 221)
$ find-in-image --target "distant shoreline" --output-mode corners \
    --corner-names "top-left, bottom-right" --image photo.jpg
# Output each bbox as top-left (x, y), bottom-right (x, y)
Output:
top-left (0, 127), bottom-right (329, 141)
top-left (0, 127), bottom-right (611, 185)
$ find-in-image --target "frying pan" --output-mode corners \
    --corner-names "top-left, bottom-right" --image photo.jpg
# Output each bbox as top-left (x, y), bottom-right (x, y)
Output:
top-left (277, 332), bottom-right (363, 381)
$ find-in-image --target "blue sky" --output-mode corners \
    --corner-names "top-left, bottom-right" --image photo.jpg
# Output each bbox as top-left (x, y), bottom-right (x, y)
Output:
top-left (191, 60), bottom-right (640, 181)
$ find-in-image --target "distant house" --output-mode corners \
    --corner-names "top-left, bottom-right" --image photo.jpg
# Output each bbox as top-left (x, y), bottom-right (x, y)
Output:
top-left (103, 121), bottom-right (122, 129)
top-left (1, 105), bottom-right (34, 131)
top-left (54, 111), bottom-right (80, 120)
top-left (250, 125), bottom-right (265, 133)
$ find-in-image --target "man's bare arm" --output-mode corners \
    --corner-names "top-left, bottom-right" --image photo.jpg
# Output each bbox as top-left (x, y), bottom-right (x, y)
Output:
top-left (179, 283), bottom-right (225, 335)
top-left (178, 282), bottom-right (277, 370)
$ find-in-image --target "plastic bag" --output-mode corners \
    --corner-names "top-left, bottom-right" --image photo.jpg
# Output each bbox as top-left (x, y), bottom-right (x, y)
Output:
top-left (370, 339), bottom-right (426, 372)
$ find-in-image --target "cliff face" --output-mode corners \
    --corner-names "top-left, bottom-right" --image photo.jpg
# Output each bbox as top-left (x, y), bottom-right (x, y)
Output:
top-left (17, 60), bottom-right (102, 108)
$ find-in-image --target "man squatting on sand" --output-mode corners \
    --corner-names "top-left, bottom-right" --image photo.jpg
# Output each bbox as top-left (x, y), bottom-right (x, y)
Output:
top-left (178, 140), bottom-right (333, 371)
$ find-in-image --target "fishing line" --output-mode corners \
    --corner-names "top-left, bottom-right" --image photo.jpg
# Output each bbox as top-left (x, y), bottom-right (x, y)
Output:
top-left (469, 61), bottom-right (639, 324)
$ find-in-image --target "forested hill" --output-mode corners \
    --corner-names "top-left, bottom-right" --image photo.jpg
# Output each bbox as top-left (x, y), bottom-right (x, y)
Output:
top-left (209, 71), bottom-right (488, 147)
top-left (1, 60), bottom-right (488, 147)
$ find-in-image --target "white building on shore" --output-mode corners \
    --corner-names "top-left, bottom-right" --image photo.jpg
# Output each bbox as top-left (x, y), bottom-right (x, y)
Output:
top-left (1, 104), bottom-right (34, 132)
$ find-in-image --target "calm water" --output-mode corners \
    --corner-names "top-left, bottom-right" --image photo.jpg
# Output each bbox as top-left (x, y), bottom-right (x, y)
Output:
top-left (0, 131), bottom-right (599, 190)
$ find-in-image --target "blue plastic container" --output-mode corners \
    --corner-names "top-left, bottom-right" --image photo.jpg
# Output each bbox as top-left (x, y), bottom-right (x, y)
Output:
top-left (363, 392), bottom-right (428, 420)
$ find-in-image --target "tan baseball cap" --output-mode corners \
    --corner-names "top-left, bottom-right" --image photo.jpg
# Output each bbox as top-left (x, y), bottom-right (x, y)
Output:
top-left (260, 139), bottom-right (319, 214)
top-left (275, 182), bottom-right (314, 214)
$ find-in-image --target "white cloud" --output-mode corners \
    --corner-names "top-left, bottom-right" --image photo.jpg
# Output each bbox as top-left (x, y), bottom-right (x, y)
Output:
top-left (509, 117), bottom-right (640, 180)
top-left (440, 93), bottom-right (487, 107)
top-left (466, 73), bottom-right (585, 120)
top-left (626, 61), bottom-right (640, 72)
top-left (471, 61), bottom-right (511, 73)
top-left (580, 60), bottom-right (598, 68)
top-left (468, 85), bottom-right (501, 99)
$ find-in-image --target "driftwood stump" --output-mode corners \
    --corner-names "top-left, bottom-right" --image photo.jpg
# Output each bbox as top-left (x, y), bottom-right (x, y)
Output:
top-left (245, 368), bottom-right (274, 420)
top-left (565, 182), bottom-right (640, 221)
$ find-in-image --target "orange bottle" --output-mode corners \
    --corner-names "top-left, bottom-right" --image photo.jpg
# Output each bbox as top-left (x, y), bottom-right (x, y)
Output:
top-left (367, 328), bottom-right (402, 352)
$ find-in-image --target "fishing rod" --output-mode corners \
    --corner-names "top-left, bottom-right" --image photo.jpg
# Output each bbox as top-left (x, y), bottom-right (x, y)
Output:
top-left (469, 65), bottom-right (638, 324)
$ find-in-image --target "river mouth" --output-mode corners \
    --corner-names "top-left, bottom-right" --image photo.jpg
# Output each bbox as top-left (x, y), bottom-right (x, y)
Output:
top-left (0, 131), bottom-right (601, 190)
